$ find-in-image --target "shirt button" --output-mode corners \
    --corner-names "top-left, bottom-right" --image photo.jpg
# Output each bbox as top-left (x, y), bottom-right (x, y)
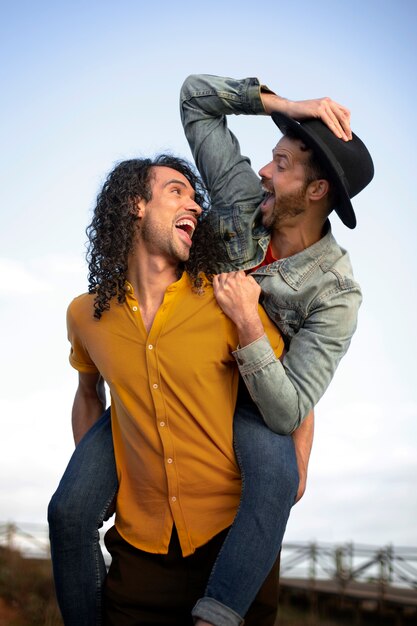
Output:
top-left (148, 344), bottom-right (153, 350)
top-left (132, 306), bottom-right (138, 311)
top-left (152, 383), bottom-right (158, 389)
top-left (159, 421), bottom-right (165, 427)
top-left (167, 458), bottom-right (173, 464)
top-left (171, 496), bottom-right (177, 502)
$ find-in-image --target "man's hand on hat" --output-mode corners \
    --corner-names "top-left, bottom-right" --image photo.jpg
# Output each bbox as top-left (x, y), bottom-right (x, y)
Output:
top-left (262, 91), bottom-right (352, 142)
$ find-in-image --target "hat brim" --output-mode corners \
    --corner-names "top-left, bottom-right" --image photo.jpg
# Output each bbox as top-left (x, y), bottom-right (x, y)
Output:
top-left (271, 112), bottom-right (357, 229)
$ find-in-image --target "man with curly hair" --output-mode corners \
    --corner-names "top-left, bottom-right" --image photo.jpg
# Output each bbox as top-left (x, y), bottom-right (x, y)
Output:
top-left (59, 154), bottom-right (292, 626)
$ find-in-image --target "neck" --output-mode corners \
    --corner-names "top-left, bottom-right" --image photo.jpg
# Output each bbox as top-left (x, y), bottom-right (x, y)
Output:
top-left (270, 214), bottom-right (328, 260)
top-left (127, 249), bottom-right (181, 332)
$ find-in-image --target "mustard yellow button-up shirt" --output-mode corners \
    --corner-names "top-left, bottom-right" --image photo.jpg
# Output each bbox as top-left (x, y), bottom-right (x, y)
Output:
top-left (67, 273), bottom-right (284, 556)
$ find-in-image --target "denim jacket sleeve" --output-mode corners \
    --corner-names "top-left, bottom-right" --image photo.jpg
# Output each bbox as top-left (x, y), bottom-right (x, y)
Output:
top-left (233, 286), bottom-right (362, 434)
top-left (232, 335), bottom-right (298, 434)
top-left (180, 73), bottom-right (265, 207)
top-left (180, 74), bottom-right (270, 266)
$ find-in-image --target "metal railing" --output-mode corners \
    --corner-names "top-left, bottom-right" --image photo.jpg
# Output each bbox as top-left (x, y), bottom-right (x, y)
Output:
top-left (1, 522), bottom-right (417, 591)
top-left (280, 541), bottom-right (417, 590)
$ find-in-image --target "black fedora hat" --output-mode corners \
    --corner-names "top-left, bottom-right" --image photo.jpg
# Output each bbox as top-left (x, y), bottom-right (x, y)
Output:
top-left (271, 112), bottom-right (374, 229)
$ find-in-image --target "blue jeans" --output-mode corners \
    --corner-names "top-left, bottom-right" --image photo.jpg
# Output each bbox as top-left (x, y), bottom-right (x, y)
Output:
top-left (48, 400), bottom-right (298, 626)
top-left (48, 410), bottom-right (117, 626)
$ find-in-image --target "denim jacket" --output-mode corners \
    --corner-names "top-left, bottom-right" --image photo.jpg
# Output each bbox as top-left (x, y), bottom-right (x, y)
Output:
top-left (180, 74), bottom-right (362, 434)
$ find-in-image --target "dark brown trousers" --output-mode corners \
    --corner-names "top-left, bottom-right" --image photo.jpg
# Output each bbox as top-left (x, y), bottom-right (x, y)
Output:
top-left (104, 525), bottom-right (279, 626)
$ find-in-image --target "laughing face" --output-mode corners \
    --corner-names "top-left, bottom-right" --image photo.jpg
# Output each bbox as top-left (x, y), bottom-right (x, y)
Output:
top-left (137, 166), bottom-right (202, 262)
top-left (258, 136), bottom-right (311, 230)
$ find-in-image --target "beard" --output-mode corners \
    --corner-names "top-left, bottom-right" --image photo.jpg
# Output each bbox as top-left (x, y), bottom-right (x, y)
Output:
top-left (140, 215), bottom-right (190, 263)
top-left (263, 186), bottom-right (307, 230)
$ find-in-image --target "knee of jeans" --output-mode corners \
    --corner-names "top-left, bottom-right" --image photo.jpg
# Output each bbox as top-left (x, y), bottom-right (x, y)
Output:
top-left (48, 487), bottom-right (94, 532)
top-left (242, 440), bottom-right (299, 499)
top-left (279, 454), bottom-right (299, 501)
top-left (48, 490), bottom-right (72, 530)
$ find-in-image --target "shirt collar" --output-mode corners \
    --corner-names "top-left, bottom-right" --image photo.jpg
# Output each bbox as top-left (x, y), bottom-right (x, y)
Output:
top-left (252, 223), bottom-right (336, 291)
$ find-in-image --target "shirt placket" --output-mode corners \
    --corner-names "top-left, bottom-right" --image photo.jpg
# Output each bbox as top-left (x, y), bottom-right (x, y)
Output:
top-left (143, 282), bottom-right (193, 554)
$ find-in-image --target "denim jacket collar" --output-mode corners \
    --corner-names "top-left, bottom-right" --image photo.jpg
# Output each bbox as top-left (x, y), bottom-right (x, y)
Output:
top-left (252, 223), bottom-right (335, 291)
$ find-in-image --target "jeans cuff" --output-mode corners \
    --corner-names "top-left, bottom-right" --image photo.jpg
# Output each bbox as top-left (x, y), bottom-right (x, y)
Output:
top-left (192, 597), bottom-right (244, 626)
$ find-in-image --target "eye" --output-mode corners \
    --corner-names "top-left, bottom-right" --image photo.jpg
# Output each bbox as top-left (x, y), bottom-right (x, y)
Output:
top-left (172, 188), bottom-right (181, 194)
top-left (273, 156), bottom-right (286, 171)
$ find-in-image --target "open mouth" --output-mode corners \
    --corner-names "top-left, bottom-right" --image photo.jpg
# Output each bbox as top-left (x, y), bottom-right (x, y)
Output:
top-left (261, 190), bottom-right (275, 209)
top-left (175, 218), bottom-right (196, 241)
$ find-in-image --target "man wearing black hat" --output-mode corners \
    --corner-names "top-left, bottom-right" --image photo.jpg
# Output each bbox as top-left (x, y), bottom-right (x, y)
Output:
top-left (180, 74), bottom-right (374, 626)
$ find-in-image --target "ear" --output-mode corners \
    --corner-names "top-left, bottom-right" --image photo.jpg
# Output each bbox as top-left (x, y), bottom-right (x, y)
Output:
top-left (136, 198), bottom-right (147, 218)
top-left (307, 179), bottom-right (329, 202)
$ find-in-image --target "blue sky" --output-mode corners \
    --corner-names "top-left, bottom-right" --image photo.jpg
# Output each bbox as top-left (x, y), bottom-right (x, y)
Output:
top-left (1, 0), bottom-right (416, 546)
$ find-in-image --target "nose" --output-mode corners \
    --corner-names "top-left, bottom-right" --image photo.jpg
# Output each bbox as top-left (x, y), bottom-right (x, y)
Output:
top-left (188, 199), bottom-right (203, 216)
top-left (258, 160), bottom-right (272, 179)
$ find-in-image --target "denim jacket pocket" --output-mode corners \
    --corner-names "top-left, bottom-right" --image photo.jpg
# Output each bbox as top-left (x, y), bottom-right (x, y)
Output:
top-left (219, 204), bottom-right (264, 262)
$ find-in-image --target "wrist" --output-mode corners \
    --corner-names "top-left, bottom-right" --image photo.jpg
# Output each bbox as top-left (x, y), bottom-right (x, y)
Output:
top-left (235, 316), bottom-right (264, 347)
top-left (261, 91), bottom-right (289, 115)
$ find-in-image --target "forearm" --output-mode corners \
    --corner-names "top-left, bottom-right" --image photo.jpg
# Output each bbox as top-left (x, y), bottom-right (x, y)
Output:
top-left (72, 377), bottom-right (106, 445)
top-left (255, 285), bottom-right (362, 430)
top-left (260, 90), bottom-right (288, 115)
top-left (181, 74), bottom-right (346, 154)
top-left (261, 89), bottom-right (351, 141)
top-left (181, 77), bottom-right (351, 197)
top-left (180, 74), bottom-right (264, 209)
top-left (292, 410), bottom-right (314, 502)
top-left (236, 319), bottom-right (264, 348)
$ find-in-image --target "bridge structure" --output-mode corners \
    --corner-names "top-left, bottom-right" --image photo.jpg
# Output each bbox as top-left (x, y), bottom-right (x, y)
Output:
top-left (1, 522), bottom-right (416, 622)
top-left (0, 521), bottom-right (50, 559)
top-left (279, 541), bottom-right (417, 623)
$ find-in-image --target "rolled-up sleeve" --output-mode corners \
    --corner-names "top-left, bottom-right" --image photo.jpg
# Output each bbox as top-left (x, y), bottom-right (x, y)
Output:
top-left (233, 335), bottom-right (298, 435)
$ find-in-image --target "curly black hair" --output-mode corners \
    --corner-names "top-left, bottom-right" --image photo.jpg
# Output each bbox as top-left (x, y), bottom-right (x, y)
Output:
top-left (86, 154), bottom-right (228, 319)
